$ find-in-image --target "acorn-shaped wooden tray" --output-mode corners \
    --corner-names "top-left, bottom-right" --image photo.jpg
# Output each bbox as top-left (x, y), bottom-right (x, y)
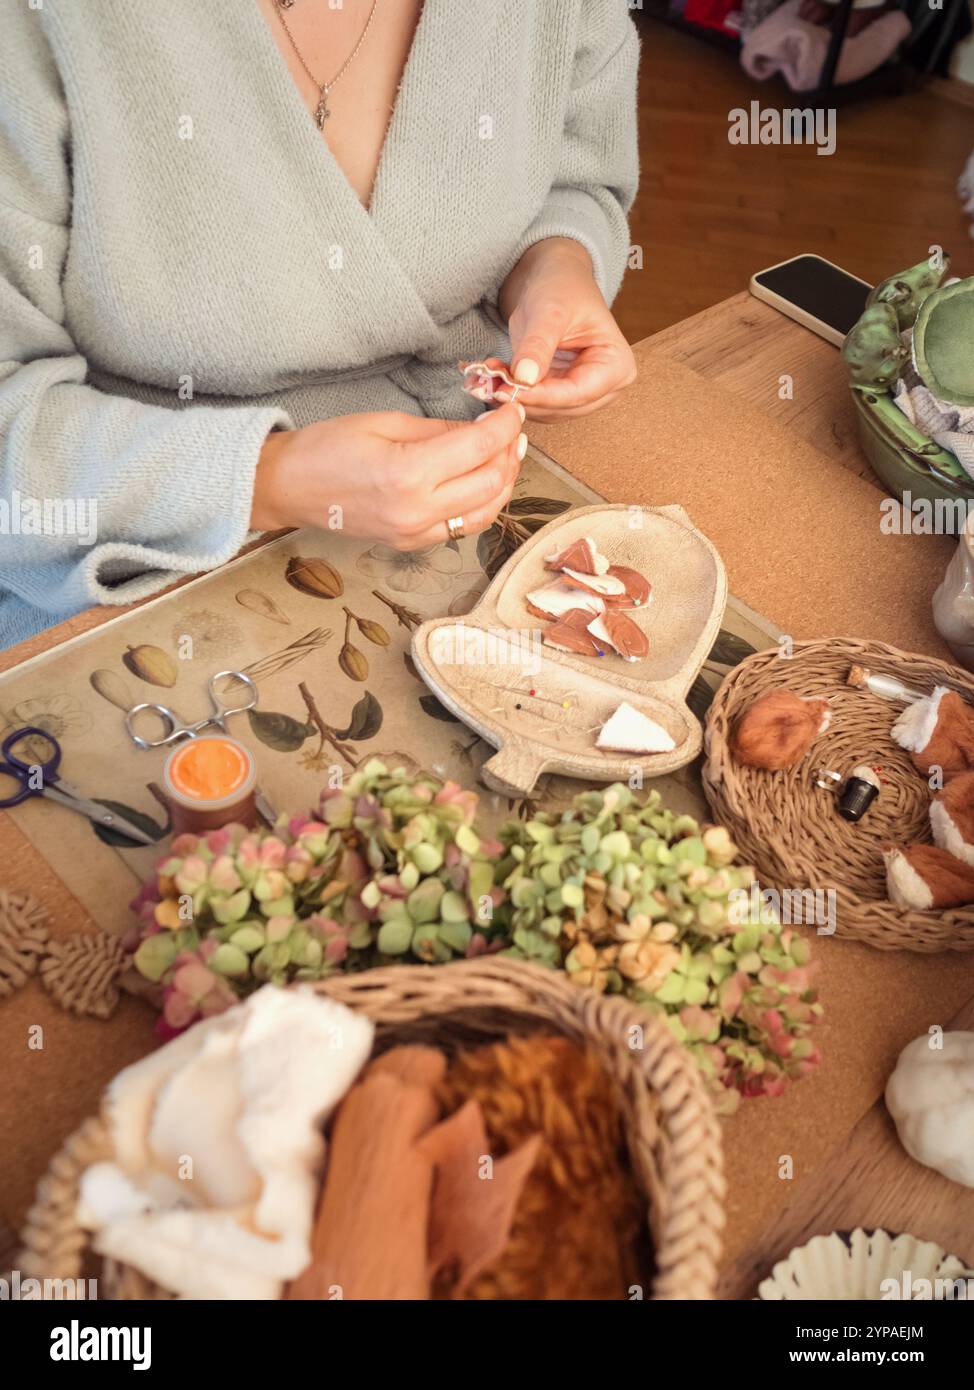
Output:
top-left (411, 504), bottom-right (727, 797)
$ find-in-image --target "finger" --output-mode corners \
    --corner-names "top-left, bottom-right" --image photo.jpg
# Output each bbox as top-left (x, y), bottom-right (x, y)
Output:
top-left (428, 429), bottom-right (525, 519)
top-left (407, 475), bottom-right (518, 551)
top-left (510, 300), bottom-right (570, 387)
top-left (400, 431), bottom-right (523, 550)
top-left (399, 400), bottom-right (524, 483)
top-left (517, 345), bottom-right (636, 411)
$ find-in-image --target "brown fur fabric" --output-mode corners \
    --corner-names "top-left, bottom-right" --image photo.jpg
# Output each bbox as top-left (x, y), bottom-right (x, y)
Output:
top-left (435, 1035), bottom-right (649, 1300)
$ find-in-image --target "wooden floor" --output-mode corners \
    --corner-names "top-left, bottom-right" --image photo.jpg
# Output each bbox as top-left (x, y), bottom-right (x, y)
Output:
top-left (616, 21), bottom-right (974, 341)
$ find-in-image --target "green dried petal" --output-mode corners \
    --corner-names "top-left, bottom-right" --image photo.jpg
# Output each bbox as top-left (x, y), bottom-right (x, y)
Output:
top-left (406, 878), bottom-right (445, 924)
top-left (440, 889), bottom-right (468, 923)
top-left (410, 842), bottom-right (443, 874)
top-left (654, 973), bottom-right (686, 1004)
top-left (210, 943), bottom-right (250, 977)
top-left (134, 933), bottom-right (178, 983)
top-left (561, 882), bottom-right (584, 909)
top-left (439, 919), bottom-right (473, 954)
top-left (229, 925), bottom-right (265, 954)
top-left (455, 824), bottom-right (481, 855)
top-left (211, 889), bottom-right (252, 925)
top-left (377, 918), bottom-right (412, 955)
top-left (399, 861), bottom-right (420, 892)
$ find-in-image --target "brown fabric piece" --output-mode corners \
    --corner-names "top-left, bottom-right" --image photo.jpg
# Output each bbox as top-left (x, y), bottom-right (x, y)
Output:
top-left (604, 565), bottom-right (651, 609)
top-left (912, 691), bottom-right (974, 777)
top-left (286, 1046), bottom-right (443, 1301)
top-left (436, 1036), bottom-right (646, 1300)
top-left (933, 771), bottom-right (974, 850)
top-left (594, 609), bottom-right (650, 661)
top-left (888, 843), bottom-right (974, 909)
top-left (730, 688), bottom-right (830, 770)
top-left (544, 537), bottom-right (601, 575)
top-left (418, 1099), bottom-right (541, 1298)
top-left (368, 1044), bottom-right (447, 1088)
top-left (542, 607), bottom-right (604, 656)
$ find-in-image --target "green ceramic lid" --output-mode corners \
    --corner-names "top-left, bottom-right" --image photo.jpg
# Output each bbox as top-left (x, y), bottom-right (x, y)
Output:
top-left (913, 277), bottom-right (974, 408)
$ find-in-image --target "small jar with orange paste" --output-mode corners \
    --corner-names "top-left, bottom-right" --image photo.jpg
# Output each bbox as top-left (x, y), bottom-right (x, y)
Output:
top-left (163, 735), bottom-right (258, 835)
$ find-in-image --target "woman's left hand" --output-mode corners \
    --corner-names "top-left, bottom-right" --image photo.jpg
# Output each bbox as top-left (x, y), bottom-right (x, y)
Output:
top-left (496, 236), bottom-right (636, 421)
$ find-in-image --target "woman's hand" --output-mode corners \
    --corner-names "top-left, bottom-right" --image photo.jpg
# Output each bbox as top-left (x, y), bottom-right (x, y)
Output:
top-left (251, 403), bottom-right (526, 548)
top-left (497, 237), bottom-right (636, 421)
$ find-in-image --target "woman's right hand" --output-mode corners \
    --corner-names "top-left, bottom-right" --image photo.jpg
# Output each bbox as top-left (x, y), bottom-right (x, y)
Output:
top-left (251, 403), bottom-right (527, 548)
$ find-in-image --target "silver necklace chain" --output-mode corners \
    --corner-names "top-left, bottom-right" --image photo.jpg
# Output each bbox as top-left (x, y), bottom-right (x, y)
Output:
top-left (274, 0), bottom-right (381, 127)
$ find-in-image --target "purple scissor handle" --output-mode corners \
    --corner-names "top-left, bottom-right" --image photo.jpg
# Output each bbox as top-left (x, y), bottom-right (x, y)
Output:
top-left (0, 724), bottom-right (154, 843)
top-left (0, 725), bottom-right (61, 806)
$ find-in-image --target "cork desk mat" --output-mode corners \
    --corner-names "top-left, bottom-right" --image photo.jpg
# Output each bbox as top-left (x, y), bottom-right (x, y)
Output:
top-left (2, 349), bottom-right (973, 1286)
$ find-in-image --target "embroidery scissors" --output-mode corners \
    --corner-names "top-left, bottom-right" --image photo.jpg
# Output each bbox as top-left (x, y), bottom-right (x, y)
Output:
top-left (0, 726), bottom-right (155, 845)
top-left (124, 670), bottom-right (259, 750)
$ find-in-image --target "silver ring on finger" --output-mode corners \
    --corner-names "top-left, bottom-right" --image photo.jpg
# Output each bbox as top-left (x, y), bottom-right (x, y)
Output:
top-left (445, 516), bottom-right (465, 542)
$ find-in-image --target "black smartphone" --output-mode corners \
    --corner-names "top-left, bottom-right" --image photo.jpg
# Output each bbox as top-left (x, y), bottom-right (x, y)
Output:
top-left (749, 254), bottom-right (872, 346)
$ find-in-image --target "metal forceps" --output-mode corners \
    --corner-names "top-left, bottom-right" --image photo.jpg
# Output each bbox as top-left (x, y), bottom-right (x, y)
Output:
top-left (124, 670), bottom-right (259, 750)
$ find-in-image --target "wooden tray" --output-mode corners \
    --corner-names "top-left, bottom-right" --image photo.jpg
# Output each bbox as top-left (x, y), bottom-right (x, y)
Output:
top-left (411, 504), bottom-right (727, 796)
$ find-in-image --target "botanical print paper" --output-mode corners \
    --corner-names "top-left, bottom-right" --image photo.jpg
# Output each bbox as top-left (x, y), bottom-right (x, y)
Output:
top-left (0, 444), bottom-right (779, 937)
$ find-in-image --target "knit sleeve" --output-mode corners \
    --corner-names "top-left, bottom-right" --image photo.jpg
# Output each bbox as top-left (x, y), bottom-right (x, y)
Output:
top-left (498, 1), bottom-right (640, 307)
top-left (0, 8), bottom-right (292, 645)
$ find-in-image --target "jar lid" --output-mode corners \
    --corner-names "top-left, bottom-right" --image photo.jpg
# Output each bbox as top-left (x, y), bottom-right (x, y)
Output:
top-left (164, 735), bottom-right (256, 811)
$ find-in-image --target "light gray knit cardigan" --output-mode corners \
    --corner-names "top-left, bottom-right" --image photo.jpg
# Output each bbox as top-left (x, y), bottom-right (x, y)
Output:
top-left (0, 0), bottom-right (639, 649)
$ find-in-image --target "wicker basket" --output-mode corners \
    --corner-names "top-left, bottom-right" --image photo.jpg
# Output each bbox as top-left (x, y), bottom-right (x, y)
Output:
top-left (703, 637), bottom-right (974, 953)
top-left (16, 959), bottom-right (726, 1300)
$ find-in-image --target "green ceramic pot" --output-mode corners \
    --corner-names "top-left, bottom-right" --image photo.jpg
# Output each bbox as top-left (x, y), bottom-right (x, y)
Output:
top-left (851, 389), bottom-right (974, 533)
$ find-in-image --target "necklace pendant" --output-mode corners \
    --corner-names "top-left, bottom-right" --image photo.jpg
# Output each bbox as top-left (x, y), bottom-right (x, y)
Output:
top-left (314, 93), bottom-right (330, 127)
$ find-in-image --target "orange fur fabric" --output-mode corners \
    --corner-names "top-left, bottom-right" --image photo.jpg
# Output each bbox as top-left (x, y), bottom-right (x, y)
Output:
top-left (435, 1035), bottom-right (648, 1300)
top-left (730, 689), bottom-right (831, 771)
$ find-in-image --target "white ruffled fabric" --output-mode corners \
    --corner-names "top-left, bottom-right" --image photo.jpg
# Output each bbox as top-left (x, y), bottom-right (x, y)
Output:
top-left (77, 985), bottom-right (373, 1299)
top-left (893, 316), bottom-right (974, 481)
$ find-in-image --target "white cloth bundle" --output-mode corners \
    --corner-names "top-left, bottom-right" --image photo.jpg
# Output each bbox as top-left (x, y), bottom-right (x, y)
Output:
top-left (78, 985), bottom-right (373, 1299)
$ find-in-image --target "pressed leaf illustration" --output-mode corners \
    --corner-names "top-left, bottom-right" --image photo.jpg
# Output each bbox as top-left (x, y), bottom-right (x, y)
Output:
top-left (298, 682), bottom-right (358, 771)
top-left (707, 630), bottom-right (758, 669)
top-left (344, 605), bottom-right (390, 647)
top-left (333, 691), bottom-right (383, 742)
top-left (339, 610), bottom-right (369, 681)
top-left (686, 675), bottom-right (715, 723)
top-left (236, 589), bottom-right (291, 626)
top-left (92, 798), bottom-right (169, 848)
top-left (89, 669), bottom-right (136, 712)
top-left (372, 590), bottom-right (421, 630)
top-left (248, 709), bottom-right (315, 753)
top-left (420, 693), bottom-right (461, 724)
top-left (222, 628), bottom-right (332, 690)
top-left (122, 644), bottom-right (177, 688)
top-left (505, 497), bottom-right (572, 517)
top-left (286, 555), bottom-right (344, 598)
top-left (476, 499), bottom-right (571, 579)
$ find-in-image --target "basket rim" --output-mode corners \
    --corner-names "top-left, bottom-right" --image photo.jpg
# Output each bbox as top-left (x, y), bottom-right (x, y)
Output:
top-left (17, 959), bottom-right (726, 1301)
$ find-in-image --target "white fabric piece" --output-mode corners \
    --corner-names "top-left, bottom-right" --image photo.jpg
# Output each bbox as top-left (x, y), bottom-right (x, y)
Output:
top-left (883, 849), bottom-right (933, 911)
top-left (894, 378), bottom-right (974, 480)
top-left (596, 701), bottom-right (676, 753)
top-left (77, 985), bottom-right (374, 1299)
top-left (891, 686), bottom-right (949, 755)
